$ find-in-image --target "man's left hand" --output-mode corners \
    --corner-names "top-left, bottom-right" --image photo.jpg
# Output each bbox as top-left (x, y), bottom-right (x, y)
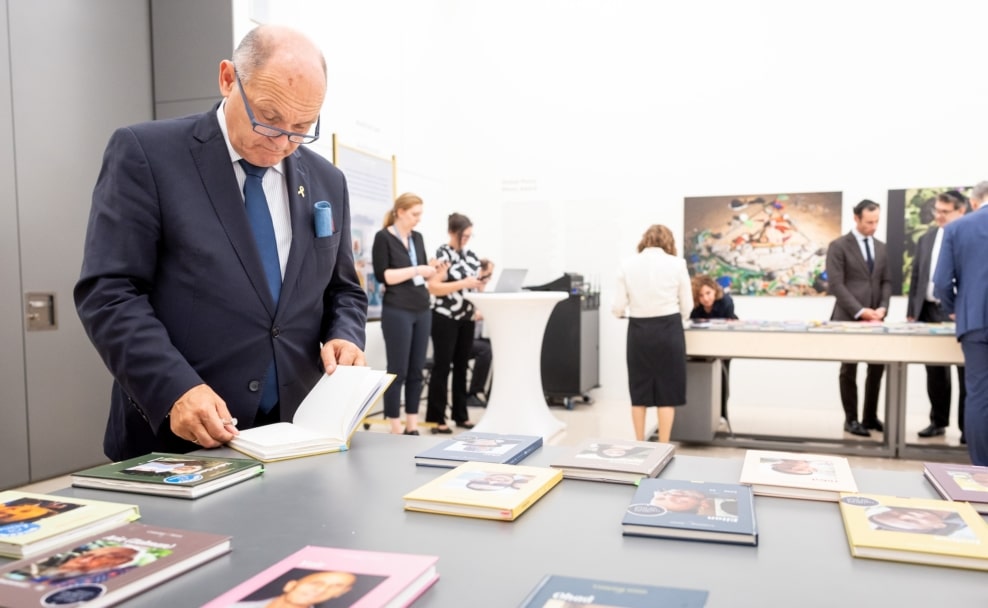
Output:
top-left (321, 339), bottom-right (366, 374)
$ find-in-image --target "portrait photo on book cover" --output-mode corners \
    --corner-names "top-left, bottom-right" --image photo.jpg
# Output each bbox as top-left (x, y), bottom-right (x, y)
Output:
top-left (948, 469), bottom-right (988, 493)
top-left (575, 443), bottom-right (652, 464)
top-left (848, 500), bottom-right (978, 541)
top-left (759, 457), bottom-right (837, 480)
top-left (2, 536), bottom-right (170, 589)
top-left (121, 457), bottom-right (212, 478)
top-left (444, 437), bottom-right (521, 455)
top-left (228, 568), bottom-right (386, 607)
top-left (630, 488), bottom-right (739, 519)
top-left (449, 470), bottom-right (536, 493)
top-left (0, 497), bottom-right (84, 531)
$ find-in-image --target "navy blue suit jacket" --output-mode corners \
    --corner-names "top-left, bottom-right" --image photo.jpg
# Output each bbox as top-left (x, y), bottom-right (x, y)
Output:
top-left (934, 208), bottom-right (988, 339)
top-left (75, 108), bottom-right (368, 460)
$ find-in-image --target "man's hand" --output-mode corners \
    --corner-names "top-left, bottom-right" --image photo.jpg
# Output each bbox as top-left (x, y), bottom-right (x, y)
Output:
top-left (321, 339), bottom-right (366, 374)
top-left (169, 384), bottom-right (239, 448)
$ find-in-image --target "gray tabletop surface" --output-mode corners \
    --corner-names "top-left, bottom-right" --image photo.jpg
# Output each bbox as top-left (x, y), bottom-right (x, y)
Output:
top-left (25, 432), bottom-right (988, 607)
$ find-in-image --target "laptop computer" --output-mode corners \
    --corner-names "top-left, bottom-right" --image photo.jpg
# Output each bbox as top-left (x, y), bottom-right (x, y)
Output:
top-left (492, 268), bottom-right (528, 293)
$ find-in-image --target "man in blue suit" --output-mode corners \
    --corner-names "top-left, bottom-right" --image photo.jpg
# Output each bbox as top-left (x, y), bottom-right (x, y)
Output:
top-left (75, 25), bottom-right (368, 461)
top-left (935, 181), bottom-right (988, 466)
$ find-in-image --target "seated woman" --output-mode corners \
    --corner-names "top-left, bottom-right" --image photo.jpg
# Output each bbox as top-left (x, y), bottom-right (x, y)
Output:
top-left (690, 275), bottom-right (738, 421)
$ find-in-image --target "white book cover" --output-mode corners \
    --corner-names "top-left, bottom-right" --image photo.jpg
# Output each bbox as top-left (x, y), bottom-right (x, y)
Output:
top-left (739, 449), bottom-right (857, 501)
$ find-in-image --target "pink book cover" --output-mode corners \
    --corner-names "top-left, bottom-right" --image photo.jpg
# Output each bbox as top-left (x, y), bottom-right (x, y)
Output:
top-left (202, 545), bottom-right (438, 607)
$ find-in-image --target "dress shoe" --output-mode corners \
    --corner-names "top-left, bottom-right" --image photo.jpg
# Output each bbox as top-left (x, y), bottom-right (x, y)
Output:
top-left (466, 395), bottom-right (487, 408)
top-left (843, 420), bottom-right (871, 437)
top-left (431, 425), bottom-right (453, 434)
top-left (862, 419), bottom-right (884, 432)
top-left (917, 424), bottom-right (945, 438)
top-left (402, 429), bottom-right (420, 436)
top-left (455, 420), bottom-right (475, 429)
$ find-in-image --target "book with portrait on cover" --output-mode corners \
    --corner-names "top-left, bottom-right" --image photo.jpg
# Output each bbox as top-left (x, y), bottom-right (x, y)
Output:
top-left (228, 366), bottom-right (394, 462)
top-left (0, 491), bottom-right (140, 559)
top-left (71, 452), bottom-right (264, 499)
top-left (0, 522), bottom-right (231, 608)
top-left (413, 432), bottom-right (543, 468)
top-left (923, 462), bottom-right (988, 514)
top-left (549, 437), bottom-right (675, 484)
top-left (738, 449), bottom-right (857, 501)
top-left (838, 493), bottom-right (988, 571)
top-left (519, 574), bottom-right (708, 608)
top-left (622, 479), bottom-right (758, 546)
top-left (403, 461), bottom-right (563, 521)
top-left (202, 545), bottom-right (438, 608)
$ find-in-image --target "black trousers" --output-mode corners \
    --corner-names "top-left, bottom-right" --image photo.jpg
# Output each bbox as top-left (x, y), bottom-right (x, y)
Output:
top-left (469, 337), bottom-right (492, 396)
top-left (426, 313), bottom-right (475, 425)
top-left (920, 300), bottom-right (966, 430)
top-left (839, 363), bottom-right (884, 424)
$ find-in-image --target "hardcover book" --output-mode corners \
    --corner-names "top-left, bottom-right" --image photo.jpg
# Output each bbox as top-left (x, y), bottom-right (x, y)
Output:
top-left (923, 462), bottom-right (988, 514)
top-left (519, 574), bottom-right (708, 607)
top-left (0, 491), bottom-right (140, 559)
top-left (413, 432), bottom-right (543, 468)
top-left (0, 522), bottom-right (231, 607)
top-left (738, 449), bottom-right (857, 501)
top-left (228, 366), bottom-right (394, 461)
top-left (202, 545), bottom-right (438, 608)
top-left (549, 438), bottom-right (675, 484)
top-left (71, 453), bottom-right (264, 499)
top-left (403, 461), bottom-right (563, 521)
top-left (622, 479), bottom-right (758, 546)
top-left (838, 493), bottom-right (988, 571)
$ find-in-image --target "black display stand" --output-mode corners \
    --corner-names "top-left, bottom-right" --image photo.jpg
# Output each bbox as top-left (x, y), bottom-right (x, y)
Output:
top-left (526, 273), bottom-right (600, 409)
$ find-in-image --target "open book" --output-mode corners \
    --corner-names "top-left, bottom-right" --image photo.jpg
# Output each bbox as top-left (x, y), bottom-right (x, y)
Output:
top-left (228, 366), bottom-right (394, 462)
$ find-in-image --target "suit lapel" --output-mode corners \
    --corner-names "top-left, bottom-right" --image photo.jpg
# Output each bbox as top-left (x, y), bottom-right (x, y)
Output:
top-left (280, 152), bottom-right (314, 309)
top-left (845, 232), bottom-right (870, 274)
top-left (190, 112), bottom-right (277, 317)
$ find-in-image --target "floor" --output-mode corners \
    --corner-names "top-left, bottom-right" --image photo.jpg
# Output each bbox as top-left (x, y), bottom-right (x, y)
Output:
top-left (16, 391), bottom-right (966, 495)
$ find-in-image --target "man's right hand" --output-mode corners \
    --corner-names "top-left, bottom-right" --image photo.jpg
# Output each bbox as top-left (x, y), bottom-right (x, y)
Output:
top-left (169, 384), bottom-right (238, 448)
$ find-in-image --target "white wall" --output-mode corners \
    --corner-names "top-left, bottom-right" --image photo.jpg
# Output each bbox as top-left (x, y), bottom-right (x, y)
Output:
top-left (235, 0), bottom-right (985, 421)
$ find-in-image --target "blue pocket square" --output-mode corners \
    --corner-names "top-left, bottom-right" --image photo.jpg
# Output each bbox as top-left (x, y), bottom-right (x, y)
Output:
top-left (314, 201), bottom-right (334, 237)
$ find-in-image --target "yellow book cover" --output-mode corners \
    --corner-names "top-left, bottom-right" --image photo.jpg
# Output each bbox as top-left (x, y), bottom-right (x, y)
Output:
top-left (0, 491), bottom-right (140, 559)
top-left (403, 461), bottom-right (563, 521)
top-left (838, 493), bottom-right (988, 571)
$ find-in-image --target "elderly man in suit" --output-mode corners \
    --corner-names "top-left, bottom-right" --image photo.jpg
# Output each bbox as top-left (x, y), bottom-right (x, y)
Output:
top-left (826, 200), bottom-right (892, 437)
top-left (935, 181), bottom-right (988, 466)
top-left (75, 25), bottom-right (368, 461)
top-left (907, 191), bottom-right (968, 440)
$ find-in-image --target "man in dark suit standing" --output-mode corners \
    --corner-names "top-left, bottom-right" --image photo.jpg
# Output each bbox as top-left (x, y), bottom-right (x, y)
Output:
top-left (826, 200), bottom-right (892, 437)
top-left (75, 25), bottom-right (368, 461)
top-left (907, 191), bottom-right (967, 440)
top-left (935, 181), bottom-right (988, 466)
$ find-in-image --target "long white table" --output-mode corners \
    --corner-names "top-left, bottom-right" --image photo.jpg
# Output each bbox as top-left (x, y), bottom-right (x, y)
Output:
top-left (685, 326), bottom-right (965, 459)
top-left (464, 291), bottom-right (568, 441)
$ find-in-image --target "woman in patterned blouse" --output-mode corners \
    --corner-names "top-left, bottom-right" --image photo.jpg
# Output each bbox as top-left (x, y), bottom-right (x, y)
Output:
top-left (426, 213), bottom-right (486, 433)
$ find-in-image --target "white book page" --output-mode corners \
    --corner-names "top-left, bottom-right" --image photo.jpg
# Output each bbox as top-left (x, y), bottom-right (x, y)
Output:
top-left (291, 366), bottom-right (387, 440)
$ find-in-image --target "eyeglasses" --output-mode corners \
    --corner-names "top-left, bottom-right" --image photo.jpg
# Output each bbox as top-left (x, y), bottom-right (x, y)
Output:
top-left (234, 67), bottom-right (320, 145)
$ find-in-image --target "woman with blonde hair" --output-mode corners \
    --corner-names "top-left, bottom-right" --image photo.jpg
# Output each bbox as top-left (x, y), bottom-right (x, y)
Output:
top-left (372, 193), bottom-right (445, 434)
top-left (612, 225), bottom-right (692, 442)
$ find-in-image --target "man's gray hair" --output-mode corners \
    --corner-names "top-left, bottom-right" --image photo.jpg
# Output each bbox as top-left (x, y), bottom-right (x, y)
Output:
top-left (971, 180), bottom-right (988, 203)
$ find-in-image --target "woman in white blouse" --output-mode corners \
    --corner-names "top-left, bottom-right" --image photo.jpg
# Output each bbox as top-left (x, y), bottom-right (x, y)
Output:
top-left (612, 224), bottom-right (693, 442)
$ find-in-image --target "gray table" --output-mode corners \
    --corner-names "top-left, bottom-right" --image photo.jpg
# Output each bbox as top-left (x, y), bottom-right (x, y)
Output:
top-left (31, 433), bottom-right (987, 607)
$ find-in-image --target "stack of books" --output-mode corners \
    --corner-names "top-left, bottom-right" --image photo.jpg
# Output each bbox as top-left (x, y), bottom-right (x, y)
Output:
top-left (549, 437), bottom-right (674, 484)
top-left (739, 449), bottom-right (857, 501)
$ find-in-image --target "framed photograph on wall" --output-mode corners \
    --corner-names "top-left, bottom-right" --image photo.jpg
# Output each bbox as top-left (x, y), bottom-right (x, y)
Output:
top-left (683, 191), bottom-right (843, 296)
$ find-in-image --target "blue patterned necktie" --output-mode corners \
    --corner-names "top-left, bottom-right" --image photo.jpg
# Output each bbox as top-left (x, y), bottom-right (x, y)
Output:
top-left (864, 237), bottom-right (874, 274)
top-left (239, 159), bottom-right (280, 412)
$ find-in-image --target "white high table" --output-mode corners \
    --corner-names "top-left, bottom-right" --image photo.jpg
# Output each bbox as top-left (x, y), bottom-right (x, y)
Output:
top-left (464, 291), bottom-right (568, 441)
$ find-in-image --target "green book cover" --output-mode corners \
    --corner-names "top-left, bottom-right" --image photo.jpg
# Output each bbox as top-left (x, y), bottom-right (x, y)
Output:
top-left (71, 453), bottom-right (263, 499)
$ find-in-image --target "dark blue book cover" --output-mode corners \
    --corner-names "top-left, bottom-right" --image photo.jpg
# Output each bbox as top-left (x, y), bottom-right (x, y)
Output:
top-left (414, 432), bottom-right (543, 468)
top-left (622, 479), bottom-right (758, 546)
top-left (519, 574), bottom-right (708, 607)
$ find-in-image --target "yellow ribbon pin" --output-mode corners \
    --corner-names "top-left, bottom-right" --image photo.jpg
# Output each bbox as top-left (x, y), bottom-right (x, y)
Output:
top-left (298, 185), bottom-right (305, 198)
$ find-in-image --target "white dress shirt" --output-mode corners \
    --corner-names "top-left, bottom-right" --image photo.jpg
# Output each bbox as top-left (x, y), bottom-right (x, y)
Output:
top-left (926, 226), bottom-right (943, 302)
top-left (612, 247), bottom-right (693, 319)
top-left (217, 102), bottom-right (293, 280)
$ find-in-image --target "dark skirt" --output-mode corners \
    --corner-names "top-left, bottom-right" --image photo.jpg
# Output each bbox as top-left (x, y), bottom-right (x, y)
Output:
top-left (626, 314), bottom-right (686, 406)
